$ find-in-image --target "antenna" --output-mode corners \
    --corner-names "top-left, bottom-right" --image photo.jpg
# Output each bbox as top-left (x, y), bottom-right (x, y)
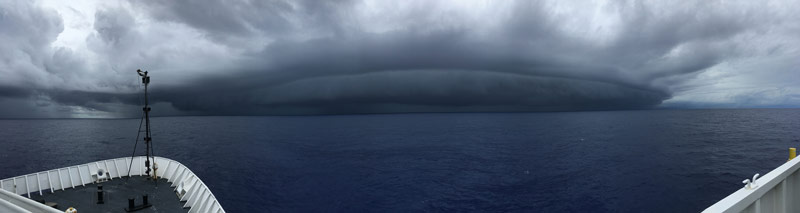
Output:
top-left (133, 69), bottom-right (155, 182)
top-left (136, 69), bottom-right (155, 176)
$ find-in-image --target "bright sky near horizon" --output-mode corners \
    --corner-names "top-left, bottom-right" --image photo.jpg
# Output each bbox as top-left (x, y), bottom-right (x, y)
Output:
top-left (1, 0), bottom-right (799, 118)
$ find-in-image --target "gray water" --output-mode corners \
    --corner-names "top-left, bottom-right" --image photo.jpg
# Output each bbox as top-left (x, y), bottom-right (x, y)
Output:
top-left (1, 109), bottom-right (799, 212)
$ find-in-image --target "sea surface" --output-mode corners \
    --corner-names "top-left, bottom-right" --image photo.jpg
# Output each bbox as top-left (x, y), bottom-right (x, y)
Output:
top-left (1, 109), bottom-right (799, 212)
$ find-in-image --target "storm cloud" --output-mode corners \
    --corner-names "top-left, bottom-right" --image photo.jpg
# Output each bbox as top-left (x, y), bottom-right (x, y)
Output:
top-left (1, 0), bottom-right (799, 118)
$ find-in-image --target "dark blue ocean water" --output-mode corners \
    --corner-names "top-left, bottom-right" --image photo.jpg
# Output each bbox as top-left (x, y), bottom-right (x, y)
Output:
top-left (1, 109), bottom-right (799, 212)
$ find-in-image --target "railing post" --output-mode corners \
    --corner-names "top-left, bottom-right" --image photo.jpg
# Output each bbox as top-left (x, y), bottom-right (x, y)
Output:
top-left (113, 159), bottom-right (122, 178)
top-left (56, 169), bottom-right (64, 191)
top-left (25, 175), bottom-right (30, 198)
top-left (46, 171), bottom-right (54, 193)
top-left (782, 179), bottom-right (788, 213)
top-left (755, 199), bottom-right (761, 213)
top-left (67, 167), bottom-right (75, 188)
top-left (77, 166), bottom-right (85, 186)
top-left (36, 173), bottom-right (42, 196)
top-left (104, 160), bottom-right (111, 179)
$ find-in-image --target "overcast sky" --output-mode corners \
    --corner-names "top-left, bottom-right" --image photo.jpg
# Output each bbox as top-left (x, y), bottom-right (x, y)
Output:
top-left (1, 0), bottom-right (799, 118)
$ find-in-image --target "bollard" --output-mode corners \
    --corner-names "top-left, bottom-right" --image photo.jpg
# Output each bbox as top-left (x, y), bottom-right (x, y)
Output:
top-left (128, 198), bottom-right (135, 209)
top-left (97, 190), bottom-right (104, 204)
top-left (97, 184), bottom-right (104, 204)
top-left (791, 148), bottom-right (797, 161)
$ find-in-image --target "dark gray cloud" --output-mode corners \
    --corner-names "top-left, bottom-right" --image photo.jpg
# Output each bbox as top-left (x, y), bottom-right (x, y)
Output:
top-left (0, 85), bottom-right (32, 99)
top-left (1, 0), bottom-right (798, 117)
top-left (145, 69), bottom-right (666, 115)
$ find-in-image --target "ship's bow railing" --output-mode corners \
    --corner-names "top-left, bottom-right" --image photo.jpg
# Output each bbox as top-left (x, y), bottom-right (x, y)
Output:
top-left (704, 152), bottom-right (800, 213)
top-left (0, 156), bottom-right (225, 213)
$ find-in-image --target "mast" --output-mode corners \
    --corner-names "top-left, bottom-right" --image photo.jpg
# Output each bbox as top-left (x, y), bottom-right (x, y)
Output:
top-left (136, 69), bottom-right (155, 180)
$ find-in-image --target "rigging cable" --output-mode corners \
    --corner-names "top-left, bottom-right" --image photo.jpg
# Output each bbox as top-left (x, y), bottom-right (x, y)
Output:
top-left (126, 111), bottom-right (145, 179)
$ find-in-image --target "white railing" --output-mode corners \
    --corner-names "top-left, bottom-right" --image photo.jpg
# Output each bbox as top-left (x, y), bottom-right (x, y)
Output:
top-left (704, 156), bottom-right (800, 213)
top-left (0, 188), bottom-right (61, 213)
top-left (0, 156), bottom-right (225, 213)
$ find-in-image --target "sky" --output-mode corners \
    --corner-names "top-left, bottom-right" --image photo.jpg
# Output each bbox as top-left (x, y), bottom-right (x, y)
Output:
top-left (0, 0), bottom-right (799, 118)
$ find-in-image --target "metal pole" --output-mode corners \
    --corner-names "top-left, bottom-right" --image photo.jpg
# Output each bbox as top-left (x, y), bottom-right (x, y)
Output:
top-left (137, 69), bottom-right (154, 181)
top-left (144, 72), bottom-right (150, 176)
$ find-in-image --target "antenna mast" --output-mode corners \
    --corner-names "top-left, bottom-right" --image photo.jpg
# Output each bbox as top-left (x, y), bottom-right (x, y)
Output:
top-left (136, 69), bottom-right (155, 180)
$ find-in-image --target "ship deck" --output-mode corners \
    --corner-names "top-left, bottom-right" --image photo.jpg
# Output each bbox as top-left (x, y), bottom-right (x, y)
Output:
top-left (1, 156), bottom-right (223, 212)
top-left (33, 176), bottom-right (188, 213)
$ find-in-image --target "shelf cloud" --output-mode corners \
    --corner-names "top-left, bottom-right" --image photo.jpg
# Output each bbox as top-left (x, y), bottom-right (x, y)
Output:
top-left (1, 0), bottom-right (799, 117)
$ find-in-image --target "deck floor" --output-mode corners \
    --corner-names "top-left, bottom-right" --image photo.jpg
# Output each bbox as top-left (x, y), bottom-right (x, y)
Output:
top-left (33, 176), bottom-right (188, 213)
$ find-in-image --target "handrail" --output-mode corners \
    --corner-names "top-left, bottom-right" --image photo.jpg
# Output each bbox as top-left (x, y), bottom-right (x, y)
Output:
top-left (0, 156), bottom-right (226, 213)
top-left (704, 155), bottom-right (800, 212)
top-left (0, 188), bottom-right (61, 213)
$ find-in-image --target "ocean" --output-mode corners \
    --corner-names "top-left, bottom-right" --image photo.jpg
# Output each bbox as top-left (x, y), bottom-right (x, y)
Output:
top-left (1, 109), bottom-right (799, 212)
